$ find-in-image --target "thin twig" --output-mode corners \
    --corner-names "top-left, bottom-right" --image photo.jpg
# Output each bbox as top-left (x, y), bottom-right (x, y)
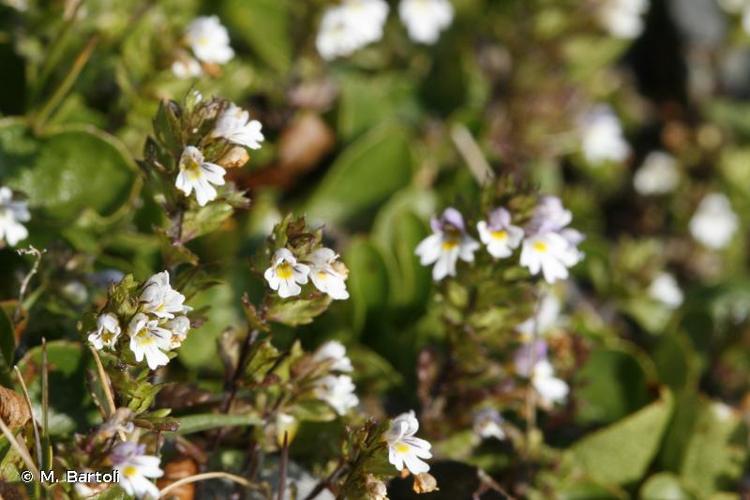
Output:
top-left (158, 471), bottom-right (257, 498)
top-left (0, 418), bottom-right (39, 479)
top-left (220, 329), bottom-right (259, 413)
top-left (13, 366), bottom-right (43, 469)
top-left (14, 246), bottom-right (45, 324)
top-left (88, 346), bottom-right (116, 418)
top-left (450, 123), bottom-right (495, 185)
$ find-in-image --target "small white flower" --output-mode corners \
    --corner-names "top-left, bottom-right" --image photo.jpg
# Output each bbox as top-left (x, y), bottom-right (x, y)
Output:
top-left (531, 360), bottom-right (569, 407)
top-left (316, 0), bottom-right (389, 60)
top-left (520, 232), bottom-right (580, 284)
top-left (185, 16), bottom-right (234, 65)
top-left (313, 340), bottom-right (353, 372)
top-left (689, 193), bottom-right (739, 250)
top-left (264, 248), bottom-right (311, 298)
top-left (171, 56), bottom-right (202, 79)
top-left (477, 207), bottom-right (524, 259)
top-left (315, 374), bottom-right (359, 415)
top-left (634, 151), bottom-right (679, 195)
top-left (473, 408), bottom-right (505, 441)
top-left (385, 410), bottom-right (432, 474)
top-left (163, 315), bottom-right (190, 349)
top-left (175, 146), bottom-right (226, 207)
top-left (88, 313), bottom-right (122, 351)
top-left (308, 248), bottom-right (349, 300)
top-left (649, 272), bottom-right (683, 309)
top-left (516, 293), bottom-right (562, 341)
top-left (580, 105), bottom-right (630, 165)
top-left (140, 271), bottom-right (191, 320)
top-left (212, 103), bottom-right (265, 150)
top-left (111, 442), bottom-right (163, 499)
top-left (399, 0), bottom-right (454, 44)
top-left (0, 186), bottom-right (30, 247)
top-left (598, 0), bottom-right (649, 39)
top-left (415, 207), bottom-right (480, 281)
top-left (128, 313), bottom-right (172, 370)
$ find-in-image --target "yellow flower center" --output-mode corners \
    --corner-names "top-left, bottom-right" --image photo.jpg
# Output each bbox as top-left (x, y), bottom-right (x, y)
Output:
top-left (102, 331), bottom-right (114, 343)
top-left (182, 156), bottom-right (202, 181)
top-left (136, 328), bottom-right (154, 346)
top-left (441, 239), bottom-right (458, 250)
top-left (317, 271), bottom-right (328, 281)
top-left (395, 442), bottom-right (411, 454)
top-left (491, 230), bottom-right (508, 241)
top-left (533, 241), bottom-right (548, 253)
top-left (276, 262), bottom-right (293, 280)
top-left (123, 465), bottom-right (138, 478)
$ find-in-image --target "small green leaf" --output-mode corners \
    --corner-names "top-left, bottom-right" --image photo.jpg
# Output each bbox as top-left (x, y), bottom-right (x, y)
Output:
top-left (221, 0), bottom-right (291, 73)
top-left (266, 295), bottom-right (332, 327)
top-left (640, 473), bottom-right (694, 500)
top-left (344, 238), bottom-right (389, 333)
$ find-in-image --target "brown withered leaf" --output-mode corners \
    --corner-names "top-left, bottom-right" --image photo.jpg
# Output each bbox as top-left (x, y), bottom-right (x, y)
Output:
top-left (413, 472), bottom-right (439, 494)
top-left (157, 456), bottom-right (199, 500)
top-left (217, 146), bottom-right (250, 169)
top-left (157, 384), bottom-right (214, 410)
top-left (0, 385), bottom-right (30, 430)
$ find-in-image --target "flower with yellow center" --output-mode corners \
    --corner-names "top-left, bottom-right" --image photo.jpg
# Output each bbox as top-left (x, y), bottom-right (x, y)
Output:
top-left (477, 207), bottom-right (524, 259)
top-left (184, 16), bottom-right (234, 64)
top-left (175, 146), bottom-right (226, 207)
top-left (140, 271), bottom-right (191, 320)
top-left (308, 247), bottom-right (350, 300)
top-left (212, 103), bottom-right (265, 150)
top-left (385, 410), bottom-right (432, 474)
top-left (415, 207), bottom-right (479, 281)
top-left (264, 248), bottom-right (311, 298)
top-left (87, 313), bottom-right (121, 351)
top-left (127, 313), bottom-right (171, 370)
top-left (110, 442), bottom-right (163, 499)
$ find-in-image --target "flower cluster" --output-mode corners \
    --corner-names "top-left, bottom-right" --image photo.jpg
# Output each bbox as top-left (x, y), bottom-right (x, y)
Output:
top-left (313, 341), bottom-right (359, 415)
top-left (416, 197), bottom-right (584, 284)
top-left (264, 247), bottom-right (350, 300)
top-left (0, 186), bottom-right (30, 247)
top-left (110, 442), bottom-right (163, 499)
top-left (172, 16), bottom-right (234, 78)
top-left (87, 271), bottom-right (192, 370)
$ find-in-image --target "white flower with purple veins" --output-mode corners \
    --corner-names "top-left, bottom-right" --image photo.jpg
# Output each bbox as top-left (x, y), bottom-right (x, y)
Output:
top-left (185, 16), bottom-right (234, 64)
top-left (473, 408), bottom-right (505, 440)
top-left (316, 0), bottom-right (389, 60)
top-left (580, 105), bottom-right (630, 165)
top-left (212, 103), bottom-right (265, 150)
top-left (175, 146), bottom-right (226, 207)
top-left (264, 248), bottom-right (311, 298)
top-left (598, 0), bottom-right (649, 39)
top-left (514, 341), bottom-right (569, 407)
top-left (163, 315), bottom-right (190, 349)
top-left (140, 271), bottom-right (190, 320)
top-left (385, 410), bottom-right (432, 474)
top-left (0, 186), bottom-right (30, 247)
top-left (649, 272), bottom-right (683, 309)
top-left (308, 248), bottom-right (350, 300)
top-left (399, 0), bottom-right (454, 44)
top-left (313, 340), bottom-right (353, 372)
top-left (315, 374), bottom-right (359, 415)
top-left (689, 193), bottom-right (739, 250)
top-left (415, 207), bottom-right (480, 281)
top-left (477, 207), bottom-right (524, 259)
top-left (88, 313), bottom-right (121, 350)
top-left (110, 442), bottom-right (163, 499)
top-left (128, 313), bottom-right (172, 370)
top-left (634, 151), bottom-right (679, 195)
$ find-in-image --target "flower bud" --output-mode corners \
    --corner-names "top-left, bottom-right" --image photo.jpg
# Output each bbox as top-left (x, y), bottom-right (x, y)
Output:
top-left (364, 474), bottom-right (388, 500)
top-left (412, 472), bottom-right (439, 494)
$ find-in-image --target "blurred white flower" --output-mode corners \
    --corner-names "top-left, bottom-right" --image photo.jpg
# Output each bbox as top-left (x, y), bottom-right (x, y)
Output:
top-left (212, 103), bottom-right (265, 150)
top-left (415, 207), bottom-right (480, 281)
top-left (111, 442), bottom-right (163, 499)
top-left (140, 271), bottom-right (191, 320)
top-left (648, 272), bottom-right (683, 309)
top-left (399, 0), bottom-right (454, 44)
top-left (0, 186), bottom-right (30, 247)
top-left (634, 151), bottom-right (680, 195)
top-left (516, 293), bottom-right (562, 340)
top-left (315, 374), bottom-right (359, 415)
top-left (689, 193), bottom-right (738, 249)
top-left (531, 360), bottom-right (569, 406)
top-left (185, 16), bottom-right (234, 64)
top-left (580, 105), bottom-right (630, 165)
top-left (313, 340), bottom-right (353, 372)
top-left (171, 56), bottom-right (202, 79)
top-left (473, 408), bottom-right (505, 440)
top-left (385, 411), bottom-right (432, 474)
top-left (88, 313), bottom-right (121, 351)
top-left (599, 0), bottom-right (649, 39)
top-left (477, 207), bottom-right (524, 259)
top-left (264, 248), bottom-right (311, 298)
top-left (163, 315), bottom-right (190, 349)
top-left (316, 0), bottom-right (389, 60)
top-left (175, 146), bottom-right (226, 207)
top-left (308, 248), bottom-right (350, 300)
top-left (128, 313), bottom-right (171, 370)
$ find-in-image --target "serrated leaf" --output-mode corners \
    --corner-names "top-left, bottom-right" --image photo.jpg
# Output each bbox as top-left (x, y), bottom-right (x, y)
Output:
top-left (266, 296), bottom-right (332, 327)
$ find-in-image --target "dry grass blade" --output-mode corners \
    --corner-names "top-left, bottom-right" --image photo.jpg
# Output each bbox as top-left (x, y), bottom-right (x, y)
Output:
top-left (0, 417), bottom-right (39, 479)
top-left (13, 366), bottom-right (42, 467)
top-left (158, 471), bottom-right (257, 498)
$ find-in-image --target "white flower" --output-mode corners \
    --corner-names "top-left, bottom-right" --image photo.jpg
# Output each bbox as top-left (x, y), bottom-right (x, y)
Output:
top-left (185, 16), bottom-right (234, 64)
top-left (385, 411), bottom-right (432, 474)
top-left (649, 272), bottom-right (683, 309)
top-left (87, 313), bottom-right (121, 350)
top-left (316, 0), bottom-right (389, 60)
top-left (128, 313), bottom-right (171, 370)
top-left (315, 374), bottom-right (359, 415)
top-left (308, 248), bottom-right (349, 300)
top-left (163, 315), bottom-right (190, 349)
top-left (477, 207), bottom-right (524, 259)
top-left (140, 271), bottom-right (190, 320)
top-left (0, 186), bottom-right (30, 247)
top-left (212, 103), bottom-right (265, 150)
top-left (634, 151), bottom-right (679, 195)
top-left (598, 0), bottom-right (649, 39)
top-left (415, 207), bottom-right (480, 281)
top-left (473, 408), bottom-right (505, 440)
top-left (580, 105), bottom-right (630, 165)
top-left (171, 56), bottom-right (202, 79)
top-left (313, 340), bottom-right (353, 372)
top-left (516, 293), bottom-right (562, 341)
top-left (111, 442), bottom-right (163, 499)
top-left (264, 248), bottom-right (311, 298)
top-left (399, 0), bottom-right (454, 44)
top-left (175, 146), bottom-right (226, 206)
top-left (531, 360), bottom-right (569, 407)
top-left (689, 193), bottom-right (739, 250)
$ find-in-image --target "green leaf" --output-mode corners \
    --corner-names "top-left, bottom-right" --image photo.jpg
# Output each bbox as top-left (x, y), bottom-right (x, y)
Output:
top-left (221, 0), bottom-right (291, 73)
top-left (344, 238), bottom-right (389, 333)
top-left (172, 413), bottom-right (263, 435)
top-left (0, 308), bottom-right (14, 379)
top-left (266, 295), bottom-right (332, 327)
top-left (305, 125), bottom-right (413, 225)
top-left (565, 388), bottom-right (674, 486)
top-left (181, 201), bottom-right (234, 242)
top-left (291, 399), bottom-right (337, 423)
top-left (640, 473), bottom-right (694, 500)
